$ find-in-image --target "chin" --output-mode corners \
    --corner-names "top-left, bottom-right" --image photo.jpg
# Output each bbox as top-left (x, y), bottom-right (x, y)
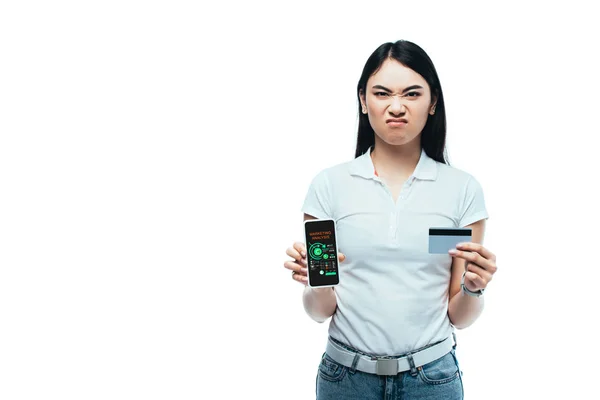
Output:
top-left (382, 134), bottom-right (415, 146)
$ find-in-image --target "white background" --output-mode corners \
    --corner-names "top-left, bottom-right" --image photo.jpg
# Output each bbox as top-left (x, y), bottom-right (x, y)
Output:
top-left (1, 1), bottom-right (599, 399)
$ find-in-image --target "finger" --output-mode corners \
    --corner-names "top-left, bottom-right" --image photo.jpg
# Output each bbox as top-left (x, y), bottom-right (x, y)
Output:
top-left (465, 262), bottom-right (493, 283)
top-left (338, 252), bottom-right (346, 263)
top-left (283, 261), bottom-right (307, 275)
top-left (293, 242), bottom-right (307, 258)
top-left (292, 272), bottom-right (308, 285)
top-left (449, 249), bottom-right (495, 273)
top-left (456, 242), bottom-right (496, 262)
top-left (464, 271), bottom-right (487, 289)
top-left (286, 246), bottom-right (303, 263)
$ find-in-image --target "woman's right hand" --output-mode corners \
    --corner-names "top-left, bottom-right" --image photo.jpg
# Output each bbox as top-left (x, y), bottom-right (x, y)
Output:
top-left (284, 242), bottom-right (345, 286)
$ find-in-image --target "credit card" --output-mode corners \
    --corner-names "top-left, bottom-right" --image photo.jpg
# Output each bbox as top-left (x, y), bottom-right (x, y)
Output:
top-left (428, 228), bottom-right (472, 254)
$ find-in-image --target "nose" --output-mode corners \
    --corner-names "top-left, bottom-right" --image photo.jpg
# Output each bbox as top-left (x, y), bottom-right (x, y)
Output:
top-left (389, 95), bottom-right (405, 115)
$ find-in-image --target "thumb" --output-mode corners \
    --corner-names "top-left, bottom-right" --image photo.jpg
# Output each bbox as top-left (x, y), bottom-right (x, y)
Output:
top-left (338, 252), bottom-right (346, 262)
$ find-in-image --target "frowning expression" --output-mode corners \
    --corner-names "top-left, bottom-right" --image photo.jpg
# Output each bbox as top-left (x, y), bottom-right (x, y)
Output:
top-left (360, 59), bottom-right (437, 146)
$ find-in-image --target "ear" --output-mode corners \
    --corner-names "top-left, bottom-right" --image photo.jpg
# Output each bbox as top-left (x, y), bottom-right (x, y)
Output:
top-left (429, 94), bottom-right (438, 114)
top-left (359, 89), bottom-right (366, 109)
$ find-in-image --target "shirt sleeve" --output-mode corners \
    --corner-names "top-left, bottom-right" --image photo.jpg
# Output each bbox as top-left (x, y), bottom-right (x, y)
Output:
top-left (301, 169), bottom-right (333, 219)
top-left (458, 175), bottom-right (489, 227)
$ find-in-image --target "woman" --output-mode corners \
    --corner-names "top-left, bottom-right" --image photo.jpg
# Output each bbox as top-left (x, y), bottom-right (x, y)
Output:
top-left (284, 40), bottom-right (498, 399)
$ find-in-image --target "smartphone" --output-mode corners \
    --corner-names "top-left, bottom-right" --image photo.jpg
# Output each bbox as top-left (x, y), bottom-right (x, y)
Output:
top-left (303, 218), bottom-right (340, 288)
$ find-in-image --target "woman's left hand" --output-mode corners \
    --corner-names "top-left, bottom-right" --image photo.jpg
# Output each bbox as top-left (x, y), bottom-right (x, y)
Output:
top-left (449, 243), bottom-right (498, 292)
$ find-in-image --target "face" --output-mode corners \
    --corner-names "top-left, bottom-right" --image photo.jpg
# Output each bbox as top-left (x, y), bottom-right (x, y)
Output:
top-left (360, 59), bottom-right (437, 147)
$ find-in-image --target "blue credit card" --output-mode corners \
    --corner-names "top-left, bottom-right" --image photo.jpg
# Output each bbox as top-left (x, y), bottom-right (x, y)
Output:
top-left (428, 228), bottom-right (472, 254)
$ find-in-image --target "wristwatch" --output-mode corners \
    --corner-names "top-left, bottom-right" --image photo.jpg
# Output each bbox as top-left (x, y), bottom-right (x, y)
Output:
top-left (461, 270), bottom-right (484, 297)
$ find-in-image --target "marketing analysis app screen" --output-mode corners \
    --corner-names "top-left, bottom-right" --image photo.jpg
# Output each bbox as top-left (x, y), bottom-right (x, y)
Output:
top-left (304, 219), bottom-right (339, 286)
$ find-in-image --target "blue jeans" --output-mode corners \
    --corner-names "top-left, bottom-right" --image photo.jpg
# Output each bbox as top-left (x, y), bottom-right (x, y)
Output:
top-left (316, 339), bottom-right (464, 399)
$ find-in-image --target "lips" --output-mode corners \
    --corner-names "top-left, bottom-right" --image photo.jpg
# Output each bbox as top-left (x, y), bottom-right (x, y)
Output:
top-left (386, 118), bottom-right (408, 123)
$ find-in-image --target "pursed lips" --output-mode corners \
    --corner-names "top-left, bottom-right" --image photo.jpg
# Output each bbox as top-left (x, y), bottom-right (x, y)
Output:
top-left (386, 118), bottom-right (408, 126)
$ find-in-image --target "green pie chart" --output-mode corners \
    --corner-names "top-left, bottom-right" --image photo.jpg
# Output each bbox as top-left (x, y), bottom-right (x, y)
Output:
top-left (309, 243), bottom-right (327, 260)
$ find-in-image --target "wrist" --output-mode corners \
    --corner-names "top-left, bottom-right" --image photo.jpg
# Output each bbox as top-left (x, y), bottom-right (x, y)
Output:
top-left (311, 287), bottom-right (333, 294)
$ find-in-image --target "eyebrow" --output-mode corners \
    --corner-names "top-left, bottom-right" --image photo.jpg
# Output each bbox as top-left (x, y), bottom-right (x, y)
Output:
top-left (372, 84), bottom-right (424, 93)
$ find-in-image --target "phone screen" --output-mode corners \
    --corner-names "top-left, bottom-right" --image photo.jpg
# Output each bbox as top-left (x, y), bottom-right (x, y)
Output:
top-left (304, 219), bottom-right (339, 287)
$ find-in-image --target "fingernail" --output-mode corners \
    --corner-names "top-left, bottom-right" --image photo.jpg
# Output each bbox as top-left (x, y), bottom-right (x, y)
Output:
top-left (457, 243), bottom-right (466, 247)
top-left (301, 268), bottom-right (307, 273)
top-left (301, 251), bottom-right (306, 257)
top-left (302, 276), bottom-right (308, 282)
top-left (448, 249), bottom-right (457, 254)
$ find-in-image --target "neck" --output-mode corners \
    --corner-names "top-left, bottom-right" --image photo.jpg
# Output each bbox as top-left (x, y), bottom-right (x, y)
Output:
top-left (370, 138), bottom-right (422, 180)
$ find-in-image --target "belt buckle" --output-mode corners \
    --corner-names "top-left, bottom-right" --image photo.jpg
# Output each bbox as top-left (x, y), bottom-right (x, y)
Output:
top-left (375, 358), bottom-right (397, 376)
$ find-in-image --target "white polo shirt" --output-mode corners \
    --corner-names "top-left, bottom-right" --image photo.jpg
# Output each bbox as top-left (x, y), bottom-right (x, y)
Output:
top-left (301, 147), bottom-right (488, 356)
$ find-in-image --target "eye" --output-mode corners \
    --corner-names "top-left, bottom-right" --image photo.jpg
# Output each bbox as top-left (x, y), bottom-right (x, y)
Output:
top-left (374, 92), bottom-right (389, 97)
top-left (405, 92), bottom-right (421, 97)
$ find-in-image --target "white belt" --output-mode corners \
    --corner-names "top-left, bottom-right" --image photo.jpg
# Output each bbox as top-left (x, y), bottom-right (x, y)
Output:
top-left (325, 335), bottom-right (454, 376)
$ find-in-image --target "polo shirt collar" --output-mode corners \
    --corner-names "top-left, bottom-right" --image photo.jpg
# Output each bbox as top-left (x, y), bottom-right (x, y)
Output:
top-left (349, 146), bottom-right (438, 181)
